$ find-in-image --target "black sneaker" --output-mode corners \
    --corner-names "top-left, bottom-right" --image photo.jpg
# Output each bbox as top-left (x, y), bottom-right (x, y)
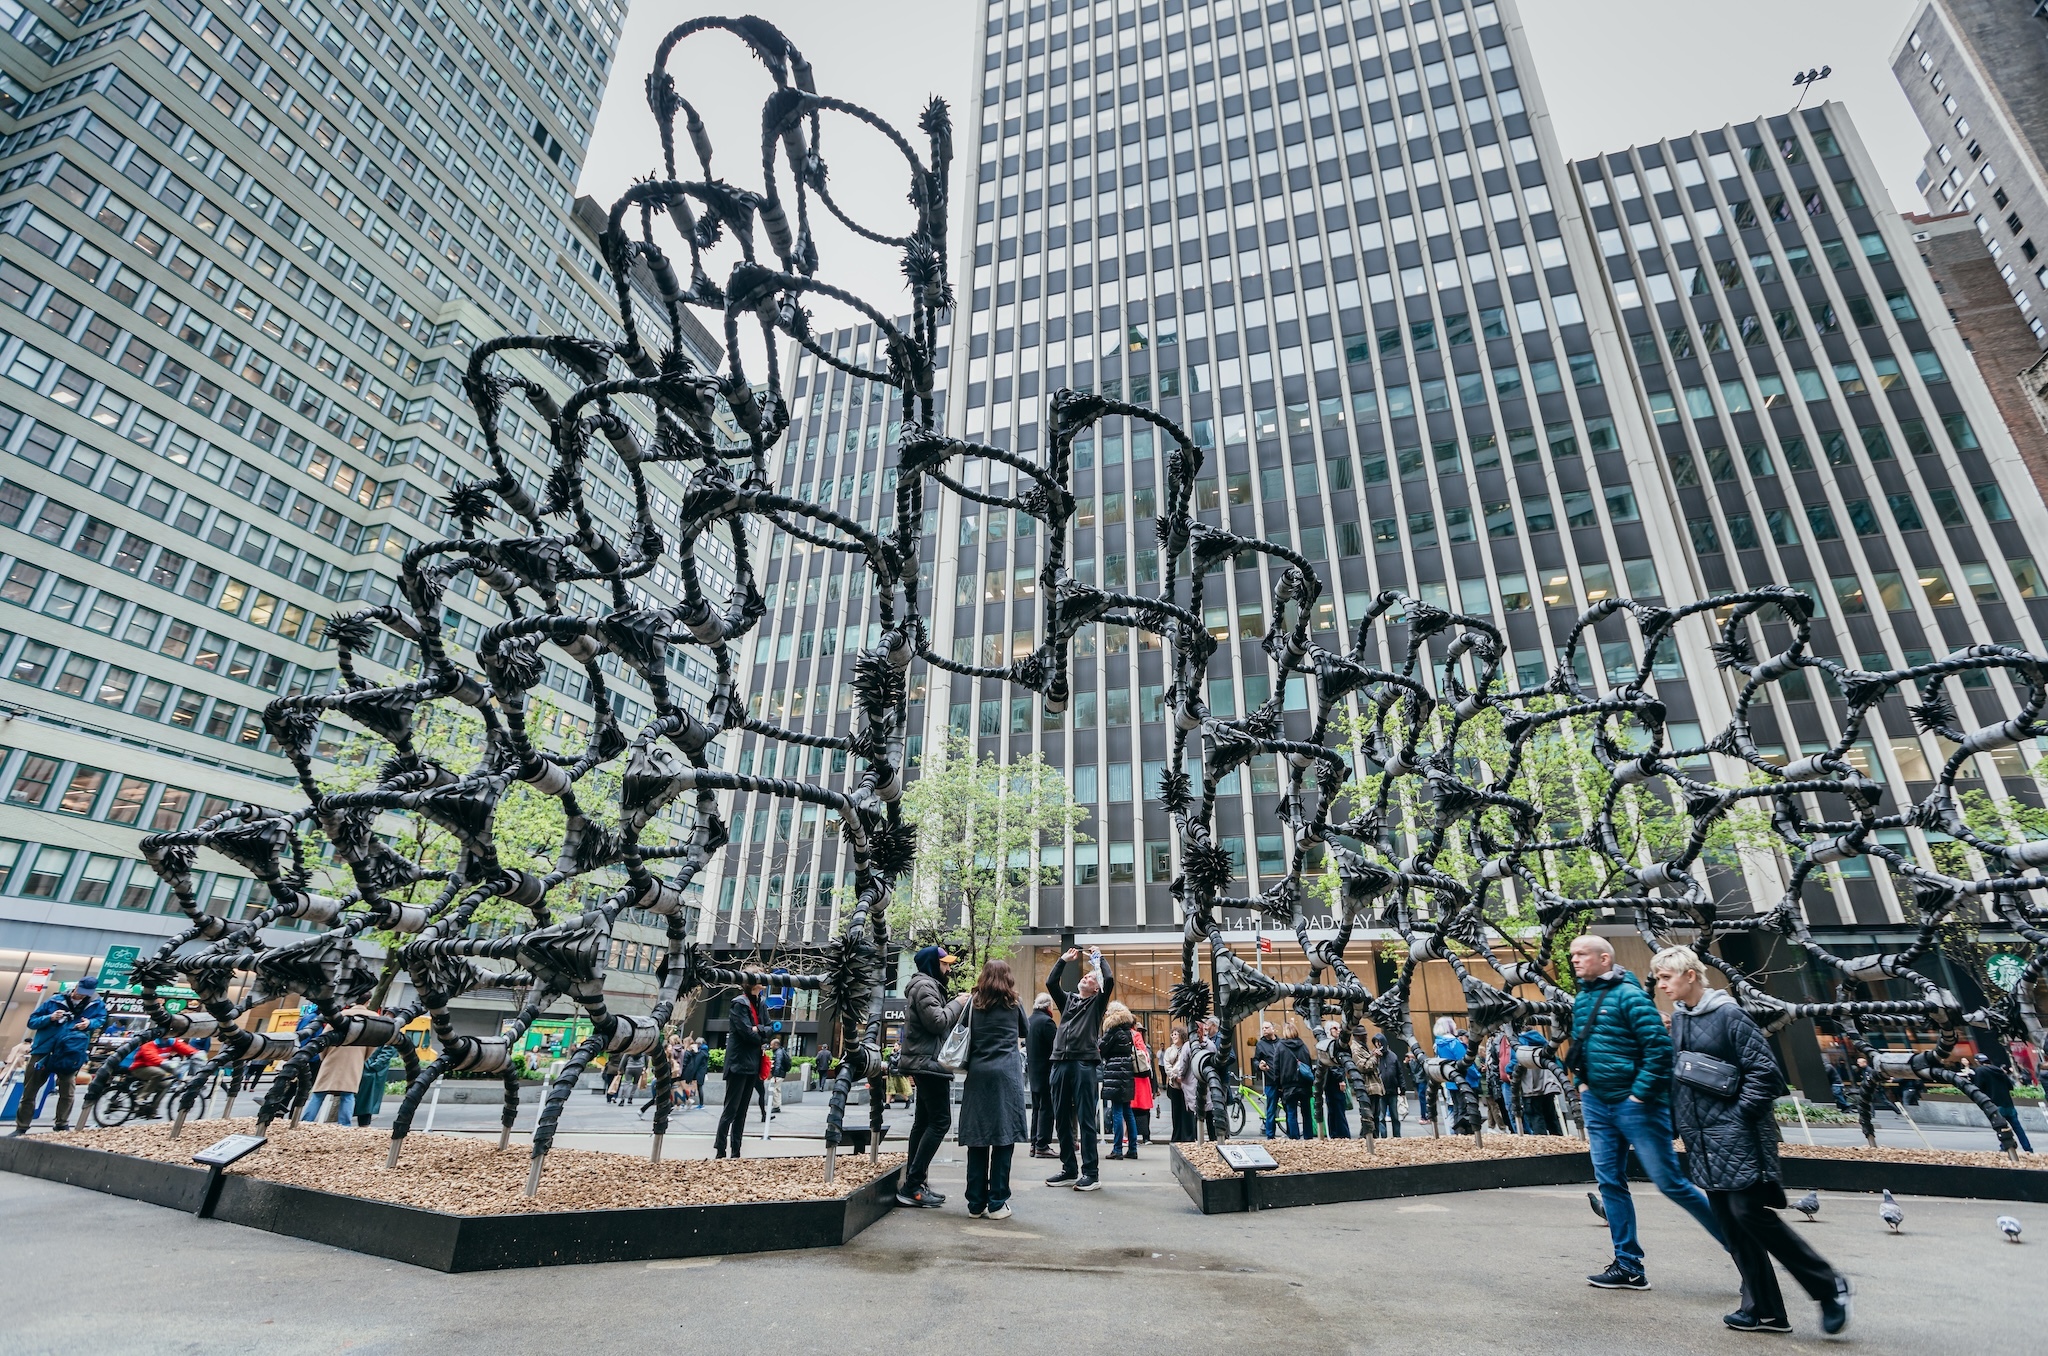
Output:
top-left (1820, 1275), bottom-right (1852, 1335)
top-left (1587, 1261), bottom-right (1649, 1290)
top-left (1074, 1176), bottom-right (1101, 1192)
top-left (1725, 1312), bottom-right (1791, 1334)
top-left (1045, 1170), bottom-right (1079, 1187)
top-left (894, 1186), bottom-right (941, 1208)
top-left (924, 1187), bottom-right (947, 1205)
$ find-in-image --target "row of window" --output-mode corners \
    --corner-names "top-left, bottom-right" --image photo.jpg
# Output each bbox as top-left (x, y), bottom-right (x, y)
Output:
top-left (0, 623), bottom-right (314, 754)
top-left (1, 148), bottom-right (495, 495)
top-left (0, 746), bottom-right (233, 829)
top-left (132, 0), bottom-right (583, 296)
top-left (0, 429), bottom-right (350, 638)
top-left (0, 835), bottom-right (255, 917)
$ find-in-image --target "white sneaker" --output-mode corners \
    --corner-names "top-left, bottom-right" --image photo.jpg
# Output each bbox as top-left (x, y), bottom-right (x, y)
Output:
top-left (984, 1203), bottom-right (1012, 1220)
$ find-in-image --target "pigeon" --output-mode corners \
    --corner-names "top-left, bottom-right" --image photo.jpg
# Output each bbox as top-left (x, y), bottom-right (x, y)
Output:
top-left (1792, 1189), bottom-right (1821, 1221)
top-left (1998, 1215), bottom-right (2022, 1243)
top-left (1879, 1189), bottom-right (1904, 1233)
top-left (1587, 1191), bottom-right (1607, 1221)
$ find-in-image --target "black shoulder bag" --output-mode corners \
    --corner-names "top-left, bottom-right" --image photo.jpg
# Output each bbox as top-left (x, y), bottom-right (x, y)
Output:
top-left (1671, 1010), bottom-right (1741, 1098)
top-left (1563, 985), bottom-right (1618, 1084)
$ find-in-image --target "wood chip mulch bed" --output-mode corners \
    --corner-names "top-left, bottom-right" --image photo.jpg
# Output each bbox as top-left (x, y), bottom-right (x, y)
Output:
top-left (44, 1121), bottom-right (903, 1216)
top-left (1186, 1132), bottom-right (1581, 1179)
top-left (1181, 1134), bottom-right (2046, 1179)
top-left (1781, 1143), bottom-right (2047, 1171)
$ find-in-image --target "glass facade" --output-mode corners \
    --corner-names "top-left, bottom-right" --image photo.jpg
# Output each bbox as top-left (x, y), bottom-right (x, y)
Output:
top-left (1891, 3), bottom-right (2048, 343)
top-left (707, 321), bottom-right (949, 949)
top-left (640, 0), bottom-right (2048, 958)
top-left (0, 0), bottom-right (733, 1020)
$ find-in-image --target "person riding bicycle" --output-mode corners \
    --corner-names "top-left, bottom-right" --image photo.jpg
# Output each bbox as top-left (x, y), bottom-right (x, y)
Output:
top-left (127, 1035), bottom-right (199, 1112)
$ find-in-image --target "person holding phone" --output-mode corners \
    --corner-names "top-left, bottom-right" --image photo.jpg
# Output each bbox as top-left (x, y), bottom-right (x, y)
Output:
top-left (1043, 946), bottom-right (1113, 1190)
top-left (13, 976), bottom-right (105, 1134)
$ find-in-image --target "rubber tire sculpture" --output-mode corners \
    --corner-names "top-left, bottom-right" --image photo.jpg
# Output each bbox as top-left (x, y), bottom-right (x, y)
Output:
top-left (79, 16), bottom-right (2043, 1200)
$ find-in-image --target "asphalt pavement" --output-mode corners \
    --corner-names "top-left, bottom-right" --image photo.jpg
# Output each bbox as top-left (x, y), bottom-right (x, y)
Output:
top-left (1, 1086), bottom-right (2040, 1355)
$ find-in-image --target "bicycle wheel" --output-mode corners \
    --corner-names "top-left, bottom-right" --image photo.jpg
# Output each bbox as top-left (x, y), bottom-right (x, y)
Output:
top-left (1228, 1094), bottom-right (1247, 1137)
top-left (93, 1088), bottom-right (134, 1128)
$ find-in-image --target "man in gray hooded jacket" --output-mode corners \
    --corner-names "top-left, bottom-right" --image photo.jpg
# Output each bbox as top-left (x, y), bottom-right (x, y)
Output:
top-left (895, 944), bottom-right (964, 1208)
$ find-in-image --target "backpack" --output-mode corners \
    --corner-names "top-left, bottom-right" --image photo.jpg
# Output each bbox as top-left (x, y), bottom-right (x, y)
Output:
top-left (1133, 1041), bottom-right (1152, 1077)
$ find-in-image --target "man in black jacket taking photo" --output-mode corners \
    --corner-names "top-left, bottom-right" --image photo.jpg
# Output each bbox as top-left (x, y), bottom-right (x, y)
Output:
top-left (1027, 993), bottom-right (1058, 1158)
top-left (1044, 947), bottom-right (1113, 1191)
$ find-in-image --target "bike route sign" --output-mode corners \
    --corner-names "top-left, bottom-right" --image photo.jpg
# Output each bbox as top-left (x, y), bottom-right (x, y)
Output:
top-left (98, 945), bottom-right (140, 989)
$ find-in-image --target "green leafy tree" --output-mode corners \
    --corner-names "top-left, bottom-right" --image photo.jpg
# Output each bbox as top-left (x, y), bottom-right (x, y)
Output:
top-left (1932, 780), bottom-right (2048, 993)
top-left (311, 697), bottom-right (674, 1003)
top-left (892, 735), bottom-right (1089, 973)
top-left (1317, 695), bottom-right (1775, 940)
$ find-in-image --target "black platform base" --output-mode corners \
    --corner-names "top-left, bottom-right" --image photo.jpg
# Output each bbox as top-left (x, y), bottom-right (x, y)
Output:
top-left (1169, 1143), bottom-right (1592, 1214)
top-left (1169, 1142), bottom-right (2048, 1214)
top-left (0, 1135), bottom-right (900, 1271)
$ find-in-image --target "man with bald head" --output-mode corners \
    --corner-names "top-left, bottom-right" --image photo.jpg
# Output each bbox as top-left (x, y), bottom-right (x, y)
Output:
top-left (1567, 934), bottom-right (1727, 1291)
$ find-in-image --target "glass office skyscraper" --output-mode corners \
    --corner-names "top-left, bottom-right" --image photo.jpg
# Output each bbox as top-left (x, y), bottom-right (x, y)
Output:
top-left (931, 0), bottom-right (1702, 940)
top-left (1573, 108), bottom-right (2048, 928)
top-left (707, 0), bottom-right (2048, 964)
top-left (0, 0), bottom-right (731, 1028)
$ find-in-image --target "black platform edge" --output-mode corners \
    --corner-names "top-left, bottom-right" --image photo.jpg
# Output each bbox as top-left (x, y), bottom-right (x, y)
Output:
top-left (1773, 1154), bottom-right (2048, 1204)
top-left (0, 1135), bottom-right (902, 1270)
top-left (1168, 1143), bottom-right (1593, 1214)
top-left (1169, 1142), bottom-right (2048, 1214)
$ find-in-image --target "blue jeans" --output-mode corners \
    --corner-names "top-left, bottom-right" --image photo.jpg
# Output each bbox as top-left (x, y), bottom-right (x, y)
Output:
top-left (1990, 1098), bottom-right (2035, 1152)
top-left (1582, 1092), bottom-right (1727, 1271)
top-left (1262, 1082), bottom-right (1282, 1138)
top-left (303, 1091), bottom-right (356, 1123)
top-left (1109, 1103), bottom-right (1138, 1153)
top-left (1281, 1090), bottom-right (1310, 1138)
top-left (1321, 1075), bottom-right (1351, 1137)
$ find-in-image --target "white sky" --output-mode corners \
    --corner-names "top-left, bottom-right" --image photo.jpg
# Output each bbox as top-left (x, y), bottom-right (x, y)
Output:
top-left (576, 0), bottom-right (1937, 335)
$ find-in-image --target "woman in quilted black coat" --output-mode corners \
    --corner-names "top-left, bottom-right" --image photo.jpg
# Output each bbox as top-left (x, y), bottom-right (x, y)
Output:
top-left (1098, 1002), bottom-right (1140, 1159)
top-left (1653, 946), bottom-right (1850, 1337)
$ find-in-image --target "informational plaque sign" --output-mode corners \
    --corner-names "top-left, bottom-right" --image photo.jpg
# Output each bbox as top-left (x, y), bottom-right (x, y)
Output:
top-left (1216, 1143), bottom-right (1278, 1172)
top-left (192, 1133), bottom-right (268, 1168)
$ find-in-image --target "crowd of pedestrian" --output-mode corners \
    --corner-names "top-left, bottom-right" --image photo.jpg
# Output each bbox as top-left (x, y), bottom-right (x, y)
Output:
top-left (9, 938), bottom-right (2027, 1339)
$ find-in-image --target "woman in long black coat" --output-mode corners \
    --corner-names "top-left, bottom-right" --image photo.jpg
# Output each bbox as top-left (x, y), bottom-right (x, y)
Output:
top-left (956, 958), bottom-right (1029, 1220)
top-left (1653, 946), bottom-right (1851, 1337)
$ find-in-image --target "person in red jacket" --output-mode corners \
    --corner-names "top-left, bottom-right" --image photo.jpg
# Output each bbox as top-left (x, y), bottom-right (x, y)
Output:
top-left (129, 1036), bottom-right (197, 1110)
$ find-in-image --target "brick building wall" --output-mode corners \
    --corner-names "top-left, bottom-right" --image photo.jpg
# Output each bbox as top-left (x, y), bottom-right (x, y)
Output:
top-left (1911, 211), bottom-right (2048, 499)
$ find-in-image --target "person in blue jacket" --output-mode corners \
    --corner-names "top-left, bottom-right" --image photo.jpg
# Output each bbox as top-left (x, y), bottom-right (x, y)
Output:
top-left (1568, 934), bottom-right (1727, 1291)
top-left (13, 975), bottom-right (107, 1134)
top-left (1432, 1017), bottom-right (1481, 1134)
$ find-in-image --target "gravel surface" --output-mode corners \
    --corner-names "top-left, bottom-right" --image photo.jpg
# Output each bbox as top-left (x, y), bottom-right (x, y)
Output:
top-left (1176, 1134), bottom-right (2047, 1179)
top-left (43, 1121), bottom-right (903, 1215)
top-left (1182, 1133), bottom-right (1582, 1179)
top-left (1782, 1143), bottom-right (2046, 1171)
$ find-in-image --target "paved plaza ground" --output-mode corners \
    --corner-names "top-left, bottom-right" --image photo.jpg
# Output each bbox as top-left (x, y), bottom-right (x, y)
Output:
top-left (1, 1085), bottom-right (2040, 1355)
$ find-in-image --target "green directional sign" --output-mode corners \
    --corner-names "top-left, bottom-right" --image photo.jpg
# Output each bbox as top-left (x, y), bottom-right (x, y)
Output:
top-left (1986, 952), bottom-right (2027, 991)
top-left (99, 944), bottom-right (141, 989)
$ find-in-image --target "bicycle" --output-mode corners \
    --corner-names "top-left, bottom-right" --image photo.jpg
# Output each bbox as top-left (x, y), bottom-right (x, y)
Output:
top-left (1222, 1082), bottom-right (1266, 1138)
top-left (92, 1058), bottom-right (215, 1128)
